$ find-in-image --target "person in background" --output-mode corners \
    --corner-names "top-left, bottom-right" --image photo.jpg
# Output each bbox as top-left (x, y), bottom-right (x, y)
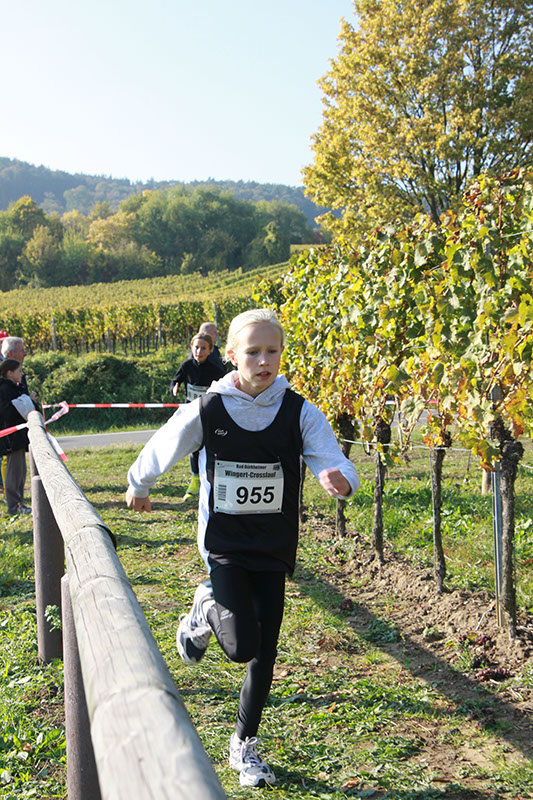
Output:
top-left (169, 332), bottom-right (226, 499)
top-left (0, 359), bottom-right (36, 515)
top-left (1, 337), bottom-right (37, 401)
top-left (0, 335), bottom-right (38, 495)
top-left (126, 308), bottom-right (360, 788)
top-left (198, 321), bottom-right (226, 372)
top-left (0, 331), bottom-right (9, 493)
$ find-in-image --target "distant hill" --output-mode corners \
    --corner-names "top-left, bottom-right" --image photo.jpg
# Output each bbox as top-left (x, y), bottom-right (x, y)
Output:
top-left (0, 157), bottom-right (328, 228)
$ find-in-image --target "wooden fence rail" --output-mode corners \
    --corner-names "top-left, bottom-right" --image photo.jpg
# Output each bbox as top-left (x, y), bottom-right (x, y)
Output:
top-left (28, 410), bottom-right (226, 800)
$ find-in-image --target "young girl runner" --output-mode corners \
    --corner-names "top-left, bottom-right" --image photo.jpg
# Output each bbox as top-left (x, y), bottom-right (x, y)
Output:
top-left (126, 309), bottom-right (360, 788)
top-left (169, 332), bottom-right (226, 498)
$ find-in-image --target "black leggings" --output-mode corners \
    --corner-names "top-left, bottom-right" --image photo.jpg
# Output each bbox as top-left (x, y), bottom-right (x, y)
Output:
top-left (207, 564), bottom-right (286, 739)
top-left (189, 451), bottom-right (199, 475)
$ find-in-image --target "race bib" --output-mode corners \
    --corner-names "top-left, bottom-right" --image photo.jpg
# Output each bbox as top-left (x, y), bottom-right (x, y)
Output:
top-left (187, 384), bottom-right (207, 402)
top-left (214, 460), bottom-right (284, 514)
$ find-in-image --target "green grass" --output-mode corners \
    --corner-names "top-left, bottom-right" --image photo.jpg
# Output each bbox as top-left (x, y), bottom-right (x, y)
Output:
top-left (1, 437), bottom-right (532, 798)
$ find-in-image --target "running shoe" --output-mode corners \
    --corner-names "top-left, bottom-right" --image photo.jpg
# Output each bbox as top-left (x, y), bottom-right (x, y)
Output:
top-left (176, 580), bottom-right (213, 664)
top-left (185, 474), bottom-right (200, 495)
top-left (229, 733), bottom-right (276, 788)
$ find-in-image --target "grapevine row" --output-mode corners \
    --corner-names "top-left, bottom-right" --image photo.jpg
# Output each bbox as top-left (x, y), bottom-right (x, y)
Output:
top-left (1, 298), bottom-right (252, 354)
top-left (257, 168), bottom-right (533, 636)
top-left (0, 262), bottom-right (286, 315)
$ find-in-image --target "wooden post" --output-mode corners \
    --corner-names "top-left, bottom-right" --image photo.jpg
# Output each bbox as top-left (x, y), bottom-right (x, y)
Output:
top-left (51, 315), bottom-right (57, 351)
top-left (62, 575), bottom-right (102, 800)
top-left (31, 460), bottom-right (64, 663)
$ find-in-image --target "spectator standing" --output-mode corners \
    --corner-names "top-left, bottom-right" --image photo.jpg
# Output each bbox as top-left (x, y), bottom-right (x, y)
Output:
top-left (0, 331), bottom-right (9, 491)
top-left (0, 359), bottom-right (36, 515)
top-left (1, 337), bottom-right (37, 400)
top-left (1, 336), bottom-right (37, 495)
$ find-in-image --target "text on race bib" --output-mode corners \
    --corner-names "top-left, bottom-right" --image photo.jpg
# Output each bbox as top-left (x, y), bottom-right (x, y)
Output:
top-left (214, 460), bottom-right (284, 515)
top-left (187, 384), bottom-right (207, 402)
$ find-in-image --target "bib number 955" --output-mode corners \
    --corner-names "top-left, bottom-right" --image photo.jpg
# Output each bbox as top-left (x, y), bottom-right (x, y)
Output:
top-left (214, 460), bottom-right (284, 514)
top-left (236, 485), bottom-right (275, 505)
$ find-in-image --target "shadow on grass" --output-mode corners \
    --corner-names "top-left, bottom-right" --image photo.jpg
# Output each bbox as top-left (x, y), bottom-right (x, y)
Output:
top-left (81, 484), bottom-right (187, 497)
top-left (90, 499), bottom-right (197, 514)
top-left (0, 528), bottom-right (33, 544)
top-left (274, 771), bottom-right (495, 799)
top-left (293, 566), bottom-right (533, 763)
top-left (113, 529), bottom-right (194, 549)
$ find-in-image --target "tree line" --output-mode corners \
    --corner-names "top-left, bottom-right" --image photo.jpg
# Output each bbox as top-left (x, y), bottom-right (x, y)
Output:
top-left (0, 186), bottom-right (318, 290)
top-left (0, 157), bottom-right (330, 227)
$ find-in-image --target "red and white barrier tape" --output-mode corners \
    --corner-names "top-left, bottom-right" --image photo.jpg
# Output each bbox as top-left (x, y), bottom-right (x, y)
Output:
top-left (0, 419), bottom-right (67, 461)
top-left (47, 432), bottom-right (68, 462)
top-left (42, 403), bottom-right (180, 409)
top-left (0, 399), bottom-right (178, 451)
top-left (0, 422), bottom-right (27, 439)
top-left (44, 400), bottom-right (70, 424)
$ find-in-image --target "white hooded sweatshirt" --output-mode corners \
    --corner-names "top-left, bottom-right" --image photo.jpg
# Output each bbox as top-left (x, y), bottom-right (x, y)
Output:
top-left (127, 371), bottom-right (360, 499)
top-left (128, 371), bottom-right (360, 570)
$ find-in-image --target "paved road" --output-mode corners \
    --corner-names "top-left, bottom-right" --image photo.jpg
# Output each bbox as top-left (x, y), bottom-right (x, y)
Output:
top-left (56, 429), bottom-right (158, 451)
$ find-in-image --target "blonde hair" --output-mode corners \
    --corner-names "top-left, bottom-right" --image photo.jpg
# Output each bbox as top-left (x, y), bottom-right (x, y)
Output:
top-left (225, 308), bottom-right (285, 360)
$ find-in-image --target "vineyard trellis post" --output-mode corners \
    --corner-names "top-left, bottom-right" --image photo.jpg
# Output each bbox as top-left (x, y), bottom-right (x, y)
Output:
top-left (491, 461), bottom-right (504, 627)
top-left (336, 413), bottom-right (355, 537)
top-left (428, 447), bottom-right (447, 593)
top-left (371, 418), bottom-right (391, 564)
top-left (492, 418), bottom-right (524, 639)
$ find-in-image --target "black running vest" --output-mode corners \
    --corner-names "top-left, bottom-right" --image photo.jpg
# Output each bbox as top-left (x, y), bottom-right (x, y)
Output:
top-left (199, 389), bottom-right (304, 574)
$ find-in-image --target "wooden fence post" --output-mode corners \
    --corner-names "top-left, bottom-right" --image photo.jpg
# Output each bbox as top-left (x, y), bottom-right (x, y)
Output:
top-left (30, 451), bottom-right (64, 663)
top-left (62, 575), bottom-right (102, 800)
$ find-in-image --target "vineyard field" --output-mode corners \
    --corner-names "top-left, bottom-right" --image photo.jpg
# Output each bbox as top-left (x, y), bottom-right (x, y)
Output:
top-left (0, 262), bottom-right (286, 313)
top-left (0, 261), bottom-right (287, 354)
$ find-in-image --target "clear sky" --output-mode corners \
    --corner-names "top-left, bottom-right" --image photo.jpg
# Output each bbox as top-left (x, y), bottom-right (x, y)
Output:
top-left (2, 0), bottom-right (355, 188)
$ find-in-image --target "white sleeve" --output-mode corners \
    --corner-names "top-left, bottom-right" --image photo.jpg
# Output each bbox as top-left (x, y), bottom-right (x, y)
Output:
top-left (11, 394), bottom-right (35, 420)
top-left (300, 401), bottom-right (360, 497)
top-left (127, 401), bottom-right (204, 497)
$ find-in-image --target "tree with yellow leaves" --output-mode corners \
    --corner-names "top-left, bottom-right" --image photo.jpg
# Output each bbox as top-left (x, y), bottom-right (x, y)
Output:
top-left (304, 0), bottom-right (533, 235)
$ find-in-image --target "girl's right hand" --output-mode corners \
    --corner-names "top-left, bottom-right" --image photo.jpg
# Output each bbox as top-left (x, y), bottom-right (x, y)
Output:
top-left (125, 487), bottom-right (152, 512)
